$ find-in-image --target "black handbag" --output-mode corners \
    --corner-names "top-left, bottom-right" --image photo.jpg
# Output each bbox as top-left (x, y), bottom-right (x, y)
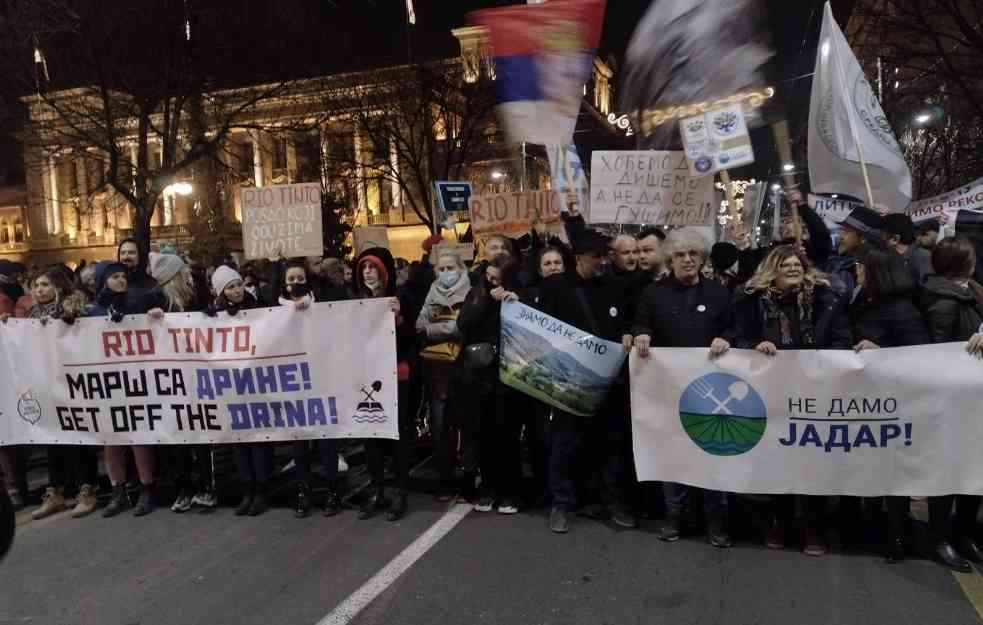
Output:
top-left (461, 342), bottom-right (497, 370)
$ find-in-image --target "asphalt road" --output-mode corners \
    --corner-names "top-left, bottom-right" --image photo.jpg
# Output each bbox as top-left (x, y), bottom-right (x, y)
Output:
top-left (3, 492), bottom-right (983, 625)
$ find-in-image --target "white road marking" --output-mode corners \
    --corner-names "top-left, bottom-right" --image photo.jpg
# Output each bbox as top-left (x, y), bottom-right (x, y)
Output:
top-left (315, 503), bottom-right (472, 625)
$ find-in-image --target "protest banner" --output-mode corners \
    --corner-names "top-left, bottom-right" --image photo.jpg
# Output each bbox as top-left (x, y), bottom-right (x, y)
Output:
top-left (808, 194), bottom-right (864, 231)
top-left (241, 182), bottom-right (323, 260)
top-left (499, 301), bottom-right (626, 417)
top-left (433, 242), bottom-right (475, 262)
top-left (467, 190), bottom-right (566, 240)
top-left (352, 226), bottom-right (390, 255)
top-left (589, 151), bottom-right (716, 225)
top-left (630, 344), bottom-right (983, 496)
top-left (906, 175), bottom-right (983, 225)
top-left (547, 144), bottom-right (591, 219)
top-left (0, 302), bottom-right (398, 446)
top-left (679, 104), bottom-right (755, 178)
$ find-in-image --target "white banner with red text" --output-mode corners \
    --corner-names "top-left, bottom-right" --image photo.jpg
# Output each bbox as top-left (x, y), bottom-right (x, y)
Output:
top-left (630, 344), bottom-right (983, 496)
top-left (0, 301), bottom-right (398, 445)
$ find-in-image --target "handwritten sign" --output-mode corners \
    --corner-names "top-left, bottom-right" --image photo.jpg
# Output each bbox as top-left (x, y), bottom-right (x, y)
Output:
top-left (353, 226), bottom-right (390, 255)
top-left (241, 183), bottom-right (323, 260)
top-left (432, 242), bottom-right (475, 262)
top-left (468, 190), bottom-right (563, 238)
top-left (589, 151), bottom-right (716, 225)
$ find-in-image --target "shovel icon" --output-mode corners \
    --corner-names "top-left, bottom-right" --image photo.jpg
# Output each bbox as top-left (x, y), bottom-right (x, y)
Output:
top-left (695, 379), bottom-right (750, 415)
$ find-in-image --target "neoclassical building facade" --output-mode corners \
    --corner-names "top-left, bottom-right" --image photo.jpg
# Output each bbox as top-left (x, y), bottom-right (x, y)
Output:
top-left (6, 28), bottom-right (621, 266)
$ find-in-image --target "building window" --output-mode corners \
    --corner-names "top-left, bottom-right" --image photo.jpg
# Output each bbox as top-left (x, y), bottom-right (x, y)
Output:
top-left (294, 130), bottom-right (321, 183)
top-left (0, 220), bottom-right (8, 245)
top-left (13, 220), bottom-right (24, 243)
top-left (271, 136), bottom-right (288, 181)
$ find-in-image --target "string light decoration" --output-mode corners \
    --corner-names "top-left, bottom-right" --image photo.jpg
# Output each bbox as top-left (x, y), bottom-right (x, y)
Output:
top-left (639, 87), bottom-right (775, 135)
top-left (714, 177), bottom-right (756, 226)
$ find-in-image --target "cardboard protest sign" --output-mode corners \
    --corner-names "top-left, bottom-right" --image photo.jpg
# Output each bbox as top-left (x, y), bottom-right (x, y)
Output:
top-left (352, 226), bottom-right (390, 255)
top-left (906, 175), bottom-right (983, 225)
top-left (589, 151), bottom-right (716, 225)
top-left (241, 183), bottom-right (323, 260)
top-left (0, 302), bottom-right (398, 445)
top-left (679, 104), bottom-right (755, 177)
top-left (468, 190), bottom-right (565, 239)
top-left (432, 242), bottom-right (475, 262)
top-left (499, 301), bottom-right (626, 417)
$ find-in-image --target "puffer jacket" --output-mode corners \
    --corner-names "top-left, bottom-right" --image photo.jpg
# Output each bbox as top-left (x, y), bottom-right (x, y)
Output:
top-left (416, 270), bottom-right (470, 343)
top-left (921, 276), bottom-right (983, 343)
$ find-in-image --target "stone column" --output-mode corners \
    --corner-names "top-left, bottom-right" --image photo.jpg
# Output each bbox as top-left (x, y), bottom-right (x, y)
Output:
top-left (352, 126), bottom-right (367, 215)
top-left (48, 155), bottom-right (61, 234)
top-left (251, 132), bottom-right (264, 187)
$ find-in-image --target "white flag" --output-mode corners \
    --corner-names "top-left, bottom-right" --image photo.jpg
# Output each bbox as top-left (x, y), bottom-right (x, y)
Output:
top-left (406, 0), bottom-right (416, 25)
top-left (808, 2), bottom-right (911, 211)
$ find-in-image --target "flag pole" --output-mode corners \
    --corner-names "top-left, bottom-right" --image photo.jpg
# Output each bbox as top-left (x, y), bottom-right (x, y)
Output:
top-left (770, 120), bottom-right (803, 246)
top-left (825, 5), bottom-right (876, 209)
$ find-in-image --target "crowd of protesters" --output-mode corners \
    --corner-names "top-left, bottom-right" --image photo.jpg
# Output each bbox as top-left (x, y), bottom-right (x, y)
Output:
top-left (1, 198), bottom-right (983, 574)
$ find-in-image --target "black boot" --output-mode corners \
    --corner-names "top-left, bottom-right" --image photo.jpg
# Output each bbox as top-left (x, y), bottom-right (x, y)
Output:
top-left (935, 542), bottom-right (972, 573)
top-left (295, 482), bottom-right (312, 519)
top-left (387, 490), bottom-right (408, 522)
top-left (322, 485), bottom-right (342, 517)
top-left (959, 537), bottom-right (983, 564)
top-left (358, 485), bottom-right (389, 520)
top-left (235, 485), bottom-right (254, 516)
top-left (885, 537), bottom-right (905, 564)
top-left (133, 483), bottom-right (156, 517)
top-left (102, 484), bottom-right (131, 518)
top-left (248, 485), bottom-right (269, 516)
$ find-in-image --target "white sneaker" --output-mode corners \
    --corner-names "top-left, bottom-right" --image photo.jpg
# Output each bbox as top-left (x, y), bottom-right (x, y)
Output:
top-left (170, 492), bottom-right (192, 513)
top-left (337, 454), bottom-right (349, 473)
top-left (191, 491), bottom-right (217, 508)
top-left (474, 497), bottom-right (494, 513)
top-left (497, 500), bottom-right (519, 515)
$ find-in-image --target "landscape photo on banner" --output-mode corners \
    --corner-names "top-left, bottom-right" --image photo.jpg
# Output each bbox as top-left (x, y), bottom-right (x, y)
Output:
top-left (0, 302), bottom-right (398, 446)
top-left (241, 182), bottom-right (323, 260)
top-left (630, 344), bottom-right (983, 497)
top-left (906, 175), bottom-right (983, 225)
top-left (589, 150), bottom-right (716, 225)
top-left (499, 301), bottom-right (625, 417)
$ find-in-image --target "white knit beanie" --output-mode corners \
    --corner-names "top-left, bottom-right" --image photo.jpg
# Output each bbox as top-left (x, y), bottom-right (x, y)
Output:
top-left (211, 265), bottom-right (243, 297)
top-left (148, 252), bottom-right (186, 286)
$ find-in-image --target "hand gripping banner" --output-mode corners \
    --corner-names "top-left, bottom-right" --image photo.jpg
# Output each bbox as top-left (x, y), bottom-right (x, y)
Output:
top-left (0, 301), bottom-right (398, 445)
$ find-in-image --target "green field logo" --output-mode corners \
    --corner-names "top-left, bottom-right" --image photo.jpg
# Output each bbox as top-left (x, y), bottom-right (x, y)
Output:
top-left (678, 373), bottom-right (767, 456)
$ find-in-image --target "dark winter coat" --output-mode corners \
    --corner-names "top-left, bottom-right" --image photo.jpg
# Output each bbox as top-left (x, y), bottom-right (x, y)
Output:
top-left (632, 276), bottom-right (733, 348)
top-left (728, 284), bottom-right (852, 350)
top-left (535, 272), bottom-right (629, 342)
top-left (354, 247), bottom-right (415, 365)
top-left (117, 238), bottom-right (166, 313)
top-left (850, 295), bottom-right (930, 348)
top-left (208, 290), bottom-right (262, 317)
top-left (921, 276), bottom-right (983, 343)
top-left (455, 275), bottom-right (504, 395)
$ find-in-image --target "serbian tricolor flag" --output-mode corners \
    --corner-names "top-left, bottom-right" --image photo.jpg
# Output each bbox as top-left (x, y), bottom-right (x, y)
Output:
top-left (470, 0), bottom-right (606, 146)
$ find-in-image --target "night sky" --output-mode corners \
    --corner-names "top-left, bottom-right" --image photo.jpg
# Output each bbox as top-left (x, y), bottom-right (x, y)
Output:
top-left (0, 0), bottom-right (854, 186)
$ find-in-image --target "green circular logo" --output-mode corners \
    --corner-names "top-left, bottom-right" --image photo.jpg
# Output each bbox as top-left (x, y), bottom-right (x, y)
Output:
top-left (679, 373), bottom-right (767, 456)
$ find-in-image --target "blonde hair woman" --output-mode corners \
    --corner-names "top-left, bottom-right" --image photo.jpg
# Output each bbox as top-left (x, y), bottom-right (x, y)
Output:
top-left (729, 245), bottom-right (851, 557)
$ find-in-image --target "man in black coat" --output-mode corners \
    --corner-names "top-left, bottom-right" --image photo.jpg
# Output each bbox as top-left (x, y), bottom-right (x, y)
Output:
top-left (535, 230), bottom-right (635, 534)
top-left (117, 237), bottom-right (166, 313)
top-left (632, 227), bottom-right (734, 548)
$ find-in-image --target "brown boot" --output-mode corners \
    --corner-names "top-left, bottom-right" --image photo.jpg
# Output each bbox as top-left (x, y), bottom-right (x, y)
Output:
top-left (71, 484), bottom-right (99, 518)
top-left (32, 487), bottom-right (67, 520)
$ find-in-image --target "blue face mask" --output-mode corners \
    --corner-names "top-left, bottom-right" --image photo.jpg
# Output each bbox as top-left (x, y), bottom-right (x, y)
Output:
top-left (438, 270), bottom-right (460, 288)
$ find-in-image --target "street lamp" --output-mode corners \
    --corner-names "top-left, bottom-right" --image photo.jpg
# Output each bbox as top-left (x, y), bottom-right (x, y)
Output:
top-left (490, 170), bottom-right (505, 181)
top-left (782, 163), bottom-right (795, 172)
top-left (914, 113), bottom-right (931, 125)
top-left (164, 182), bottom-right (193, 196)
